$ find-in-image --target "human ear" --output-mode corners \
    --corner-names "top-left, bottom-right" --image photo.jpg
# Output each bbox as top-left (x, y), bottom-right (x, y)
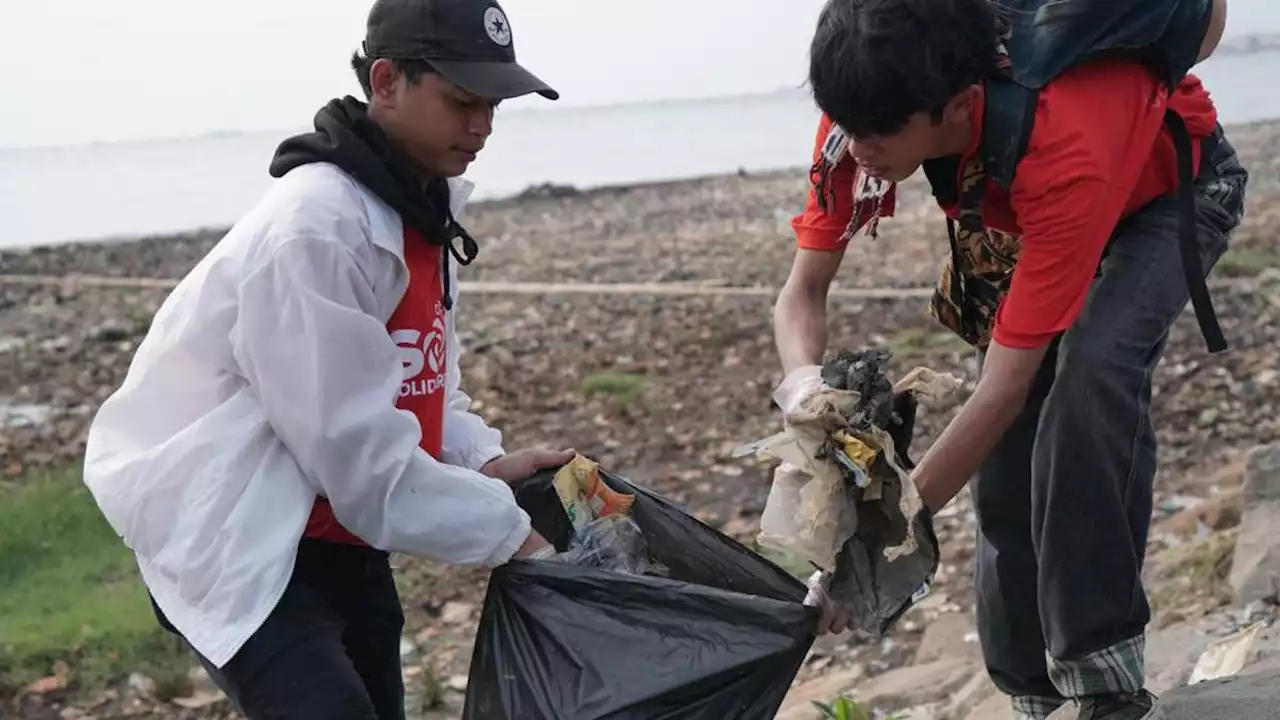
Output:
top-left (368, 58), bottom-right (401, 106)
top-left (944, 84), bottom-right (981, 124)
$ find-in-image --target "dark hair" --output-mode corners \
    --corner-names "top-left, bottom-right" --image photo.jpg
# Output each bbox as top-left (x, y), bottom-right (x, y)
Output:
top-left (350, 51), bottom-right (436, 98)
top-left (808, 0), bottom-right (1001, 138)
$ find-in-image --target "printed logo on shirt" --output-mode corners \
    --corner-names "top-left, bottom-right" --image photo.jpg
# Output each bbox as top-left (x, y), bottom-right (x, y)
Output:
top-left (391, 300), bottom-right (447, 398)
top-left (425, 318), bottom-right (445, 375)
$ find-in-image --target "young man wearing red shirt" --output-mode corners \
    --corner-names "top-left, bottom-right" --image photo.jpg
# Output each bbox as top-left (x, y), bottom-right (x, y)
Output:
top-left (83, 1), bottom-right (570, 717)
top-left (775, 1), bottom-right (1245, 718)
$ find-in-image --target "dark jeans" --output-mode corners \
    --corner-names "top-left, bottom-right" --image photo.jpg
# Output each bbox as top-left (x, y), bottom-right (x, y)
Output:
top-left (972, 124), bottom-right (1248, 703)
top-left (152, 539), bottom-right (407, 720)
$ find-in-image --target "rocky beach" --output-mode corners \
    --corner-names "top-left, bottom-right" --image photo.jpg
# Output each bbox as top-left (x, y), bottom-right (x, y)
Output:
top-left (2, 117), bottom-right (1280, 719)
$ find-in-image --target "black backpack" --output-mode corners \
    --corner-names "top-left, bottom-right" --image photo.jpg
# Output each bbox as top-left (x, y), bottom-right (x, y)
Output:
top-left (977, 0), bottom-right (1226, 352)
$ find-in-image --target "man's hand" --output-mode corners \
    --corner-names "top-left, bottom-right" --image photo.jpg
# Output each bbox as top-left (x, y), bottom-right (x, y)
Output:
top-left (512, 529), bottom-right (557, 560)
top-left (804, 570), bottom-right (854, 635)
top-left (774, 364), bottom-right (826, 417)
top-left (480, 447), bottom-right (576, 487)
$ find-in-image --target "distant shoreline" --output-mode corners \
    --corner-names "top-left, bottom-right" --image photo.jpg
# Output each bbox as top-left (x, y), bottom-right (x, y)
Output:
top-left (4, 114), bottom-right (1280, 257)
top-left (0, 165), bottom-right (813, 255)
top-left (6, 41), bottom-right (1280, 154)
top-left (1214, 32), bottom-right (1280, 57)
top-left (0, 86), bottom-right (815, 155)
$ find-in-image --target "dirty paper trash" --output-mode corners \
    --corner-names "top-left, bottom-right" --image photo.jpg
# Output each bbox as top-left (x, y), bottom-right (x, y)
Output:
top-left (1188, 621), bottom-right (1265, 685)
top-left (739, 346), bottom-right (962, 637)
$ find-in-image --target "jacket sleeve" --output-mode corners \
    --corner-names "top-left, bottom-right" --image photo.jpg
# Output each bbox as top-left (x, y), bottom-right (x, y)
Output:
top-left (439, 273), bottom-right (506, 471)
top-left (229, 234), bottom-right (530, 566)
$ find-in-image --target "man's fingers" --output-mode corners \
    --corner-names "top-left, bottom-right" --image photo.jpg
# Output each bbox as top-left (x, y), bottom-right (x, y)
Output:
top-left (831, 609), bottom-right (852, 635)
top-left (816, 603), bottom-right (836, 635)
top-left (538, 448), bottom-right (575, 466)
top-left (514, 448), bottom-right (575, 471)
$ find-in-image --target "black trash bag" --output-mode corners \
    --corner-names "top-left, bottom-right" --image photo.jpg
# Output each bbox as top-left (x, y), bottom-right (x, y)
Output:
top-left (821, 347), bottom-right (942, 639)
top-left (463, 464), bottom-right (817, 720)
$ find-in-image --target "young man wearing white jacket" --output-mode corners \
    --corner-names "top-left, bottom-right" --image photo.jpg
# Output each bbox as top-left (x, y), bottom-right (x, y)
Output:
top-left (81, 0), bottom-right (567, 717)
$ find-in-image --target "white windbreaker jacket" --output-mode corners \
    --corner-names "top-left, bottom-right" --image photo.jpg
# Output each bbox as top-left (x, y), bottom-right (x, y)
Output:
top-left (82, 162), bottom-right (531, 668)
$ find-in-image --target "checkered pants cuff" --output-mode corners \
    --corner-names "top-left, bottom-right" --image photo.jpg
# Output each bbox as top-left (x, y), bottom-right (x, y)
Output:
top-left (1047, 634), bottom-right (1146, 698)
top-left (1012, 694), bottom-right (1066, 720)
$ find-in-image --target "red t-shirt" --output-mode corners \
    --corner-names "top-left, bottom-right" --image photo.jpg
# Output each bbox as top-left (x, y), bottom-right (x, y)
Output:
top-left (792, 58), bottom-right (1219, 349)
top-left (303, 227), bottom-right (449, 545)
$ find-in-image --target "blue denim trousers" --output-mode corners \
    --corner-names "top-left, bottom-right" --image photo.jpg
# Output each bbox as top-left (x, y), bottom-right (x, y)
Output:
top-left (971, 124), bottom-right (1249, 717)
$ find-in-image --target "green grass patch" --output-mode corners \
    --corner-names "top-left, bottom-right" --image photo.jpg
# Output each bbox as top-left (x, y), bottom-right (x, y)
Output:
top-left (814, 696), bottom-right (908, 720)
top-left (579, 371), bottom-right (649, 410)
top-left (1217, 248), bottom-right (1280, 276)
top-left (0, 467), bottom-right (191, 697)
top-left (1147, 530), bottom-right (1237, 624)
top-left (889, 327), bottom-right (971, 361)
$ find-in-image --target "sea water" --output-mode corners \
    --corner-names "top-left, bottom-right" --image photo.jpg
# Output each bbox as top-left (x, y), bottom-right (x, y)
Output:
top-left (3, 51), bottom-right (1280, 251)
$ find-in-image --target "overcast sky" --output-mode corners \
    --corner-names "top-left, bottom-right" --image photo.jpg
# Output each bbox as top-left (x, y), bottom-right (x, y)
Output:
top-left (3, 0), bottom-right (1277, 149)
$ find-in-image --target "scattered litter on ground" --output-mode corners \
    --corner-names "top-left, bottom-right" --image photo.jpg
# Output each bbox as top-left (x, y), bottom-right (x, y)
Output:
top-left (1188, 621), bottom-right (1266, 685)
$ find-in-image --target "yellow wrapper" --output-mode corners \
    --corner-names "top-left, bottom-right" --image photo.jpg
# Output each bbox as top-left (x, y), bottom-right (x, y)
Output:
top-left (553, 454), bottom-right (635, 532)
top-left (833, 430), bottom-right (879, 469)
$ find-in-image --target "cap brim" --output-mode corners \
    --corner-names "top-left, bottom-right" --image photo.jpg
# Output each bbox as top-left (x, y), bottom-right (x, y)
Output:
top-left (431, 59), bottom-right (559, 101)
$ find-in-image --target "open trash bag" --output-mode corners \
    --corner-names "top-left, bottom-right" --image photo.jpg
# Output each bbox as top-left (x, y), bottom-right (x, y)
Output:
top-left (738, 347), bottom-right (963, 639)
top-left (463, 456), bottom-right (816, 720)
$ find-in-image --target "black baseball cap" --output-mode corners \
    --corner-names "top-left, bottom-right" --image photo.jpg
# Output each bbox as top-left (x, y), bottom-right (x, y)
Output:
top-left (362, 0), bottom-right (558, 101)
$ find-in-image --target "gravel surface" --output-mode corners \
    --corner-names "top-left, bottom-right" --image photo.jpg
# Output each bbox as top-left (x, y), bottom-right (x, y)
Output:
top-left (2, 118), bottom-right (1278, 719)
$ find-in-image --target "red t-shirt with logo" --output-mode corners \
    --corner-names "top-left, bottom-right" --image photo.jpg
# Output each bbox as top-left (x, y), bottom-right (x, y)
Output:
top-left (792, 58), bottom-right (1219, 349)
top-left (303, 227), bottom-right (448, 546)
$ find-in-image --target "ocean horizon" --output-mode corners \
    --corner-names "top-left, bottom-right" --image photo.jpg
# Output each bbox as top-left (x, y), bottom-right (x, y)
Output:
top-left (4, 50), bottom-right (1280, 252)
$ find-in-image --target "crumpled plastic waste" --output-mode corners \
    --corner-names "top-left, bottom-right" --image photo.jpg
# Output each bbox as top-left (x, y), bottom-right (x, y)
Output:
top-left (555, 515), bottom-right (665, 575)
top-left (737, 346), bottom-right (963, 637)
top-left (545, 454), bottom-right (667, 576)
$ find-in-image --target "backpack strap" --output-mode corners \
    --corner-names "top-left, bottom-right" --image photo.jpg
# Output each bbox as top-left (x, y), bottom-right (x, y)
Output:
top-left (1164, 110), bottom-right (1227, 353)
top-left (979, 77), bottom-right (1039, 191)
top-left (980, 75), bottom-right (1228, 354)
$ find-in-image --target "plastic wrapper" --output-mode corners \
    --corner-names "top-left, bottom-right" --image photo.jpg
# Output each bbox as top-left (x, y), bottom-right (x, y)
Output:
top-left (554, 514), bottom-right (669, 576)
top-left (553, 453), bottom-right (636, 530)
top-left (538, 454), bottom-right (666, 575)
top-left (464, 462), bottom-right (816, 720)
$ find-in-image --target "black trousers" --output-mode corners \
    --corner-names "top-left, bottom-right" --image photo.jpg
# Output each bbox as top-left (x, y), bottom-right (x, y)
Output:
top-left (153, 539), bottom-right (407, 720)
top-left (971, 125), bottom-right (1248, 703)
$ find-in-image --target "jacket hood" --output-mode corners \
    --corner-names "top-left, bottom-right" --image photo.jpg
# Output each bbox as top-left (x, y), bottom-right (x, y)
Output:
top-left (268, 96), bottom-right (478, 307)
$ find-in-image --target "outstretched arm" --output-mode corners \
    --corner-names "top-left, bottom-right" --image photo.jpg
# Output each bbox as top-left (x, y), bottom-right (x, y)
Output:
top-left (911, 61), bottom-right (1170, 512)
top-left (777, 112), bottom-right (896, 387)
top-left (774, 247), bottom-right (845, 376)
